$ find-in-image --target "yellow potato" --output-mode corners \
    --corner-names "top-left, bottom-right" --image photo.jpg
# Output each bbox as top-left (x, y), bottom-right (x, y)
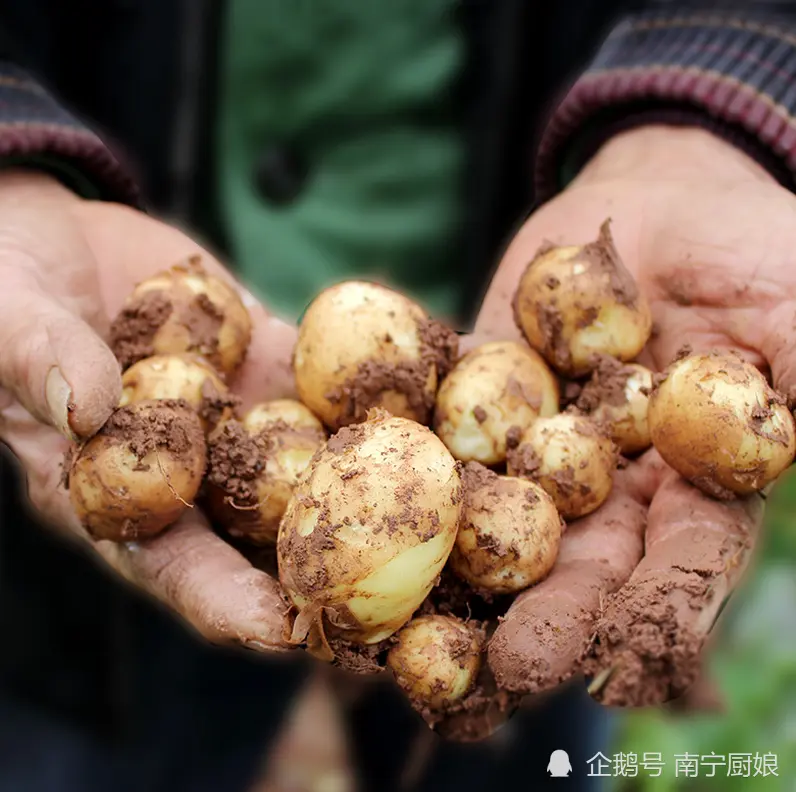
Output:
top-left (293, 281), bottom-right (458, 429)
top-left (434, 341), bottom-right (559, 465)
top-left (120, 353), bottom-right (236, 434)
top-left (68, 400), bottom-right (206, 542)
top-left (110, 256), bottom-right (252, 376)
top-left (507, 412), bottom-right (616, 520)
top-left (513, 221), bottom-right (651, 377)
top-left (450, 463), bottom-right (562, 594)
top-left (387, 615), bottom-right (482, 710)
top-left (205, 399), bottom-right (327, 545)
top-left (578, 360), bottom-right (653, 455)
top-left (278, 409), bottom-right (462, 651)
top-left (649, 351), bottom-right (796, 497)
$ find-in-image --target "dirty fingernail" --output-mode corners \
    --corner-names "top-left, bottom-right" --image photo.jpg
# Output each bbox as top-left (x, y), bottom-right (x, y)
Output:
top-left (45, 366), bottom-right (77, 440)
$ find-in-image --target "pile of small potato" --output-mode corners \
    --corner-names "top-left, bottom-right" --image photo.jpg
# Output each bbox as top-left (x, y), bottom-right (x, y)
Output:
top-left (64, 223), bottom-right (796, 731)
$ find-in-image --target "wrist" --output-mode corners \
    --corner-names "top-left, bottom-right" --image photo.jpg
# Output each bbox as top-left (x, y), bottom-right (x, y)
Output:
top-left (572, 126), bottom-right (778, 188)
top-left (0, 167), bottom-right (83, 203)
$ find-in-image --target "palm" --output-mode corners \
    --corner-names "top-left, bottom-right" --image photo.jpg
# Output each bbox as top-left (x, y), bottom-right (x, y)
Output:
top-left (476, 166), bottom-right (787, 707)
top-left (0, 188), bottom-right (298, 652)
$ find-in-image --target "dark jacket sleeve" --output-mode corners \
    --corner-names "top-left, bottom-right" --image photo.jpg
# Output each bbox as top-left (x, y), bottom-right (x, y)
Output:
top-left (535, 1), bottom-right (796, 199)
top-left (0, 20), bottom-right (138, 204)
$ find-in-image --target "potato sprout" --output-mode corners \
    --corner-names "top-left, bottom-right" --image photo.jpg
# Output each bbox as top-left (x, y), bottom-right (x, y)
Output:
top-left (205, 399), bottom-right (327, 544)
top-left (450, 463), bottom-right (563, 594)
top-left (577, 359), bottom-right (653, 455)
top-left (648, 351), bottom-right (796, 497)
top-left (292, 281), bottom-right (458, 430)
top-left (434, 341), bottom-right (559, 465)
top-left (120, 353), bottom-right (237, 434)
top-left (67, 399), bottom-right (207, 542)
top-left (506, 412), bottom-right (616, 520)
top-left (512, 221), bottom-right (652, 377)
top-left (387, 615), bottom-right (482, 710)
top-left (278, 409), bottom-right (462, 656)
top-left (110, 256), bottom-right (252, 375)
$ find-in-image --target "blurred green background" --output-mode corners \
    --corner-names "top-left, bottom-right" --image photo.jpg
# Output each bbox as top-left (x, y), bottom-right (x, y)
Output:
top-left (608, 470), bottom-right (796, 791)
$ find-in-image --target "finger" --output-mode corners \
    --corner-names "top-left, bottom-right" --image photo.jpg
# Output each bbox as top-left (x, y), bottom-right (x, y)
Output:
top-left (2, 405), bottom-right (290, 650)
top-left (487, 451), bottom-right (668, 694)
top-left (96, 514), bottom-right (291, 650)
top-left (77, 202), bottom-right (299, 404)
top-left (583, 469), bottom-right (764, 708)
top-left (0, 259), bottom-right (120, 440)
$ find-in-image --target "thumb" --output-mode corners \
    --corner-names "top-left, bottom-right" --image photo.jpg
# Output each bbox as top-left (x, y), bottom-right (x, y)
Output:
top-left (0, 260), bottom-right (121, 439)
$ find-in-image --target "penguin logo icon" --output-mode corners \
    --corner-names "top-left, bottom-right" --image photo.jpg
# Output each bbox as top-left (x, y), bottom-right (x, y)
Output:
top-left (548, 749), bottom-right (573, 777)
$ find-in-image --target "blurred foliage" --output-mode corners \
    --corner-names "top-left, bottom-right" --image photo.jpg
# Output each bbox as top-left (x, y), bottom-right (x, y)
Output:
top-left (610, 468), bottom-right (796, 791)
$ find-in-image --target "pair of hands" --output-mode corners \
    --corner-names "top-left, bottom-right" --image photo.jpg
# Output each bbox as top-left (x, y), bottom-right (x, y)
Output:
top-left (1, 125), bottom-right (791, 715)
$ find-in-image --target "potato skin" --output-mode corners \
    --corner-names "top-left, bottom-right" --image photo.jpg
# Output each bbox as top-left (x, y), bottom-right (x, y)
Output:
top-left (577, 361), bottom-right (653, 455)
top-left (120, 353), bottom-right (236, 434)
top-left (648, 351), bottom-right (796, 497)
top-left (506, 412), bottom-right (616, 520)
top-left (434, 341), bottom-right (559, 465)
top-left (513, 221), bottom-right (652, 377)
top-left (450, 463), bottom-right (562, 594)
top-left (387, 615), bottom-right (482, 710)
top-left (68, 399), bottom-right (207, 542)
top-left (205, 400), bottom-right (326, 545)
top-left (278, 409), bottom-right (462, 646)
top-left (110, 256), bottom-right (252, 376)
top-left (293, 281), bottom-right (458, 430)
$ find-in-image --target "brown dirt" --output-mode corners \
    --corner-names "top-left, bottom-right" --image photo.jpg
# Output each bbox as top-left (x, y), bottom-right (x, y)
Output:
top-left (577, 356), bottom-right (634, 412)
top-left (583, 520), bottom-right (753, 707)
top-left (324, 320), bottom-right (458, 429)
top-left (110, 291), bottom-right (173, 370)
top-left (199, 378), bottom-right (241, 432)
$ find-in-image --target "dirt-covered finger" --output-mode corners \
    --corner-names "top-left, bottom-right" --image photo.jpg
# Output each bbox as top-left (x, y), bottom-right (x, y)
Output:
top-left (583, 471), bottom-right (763, 707)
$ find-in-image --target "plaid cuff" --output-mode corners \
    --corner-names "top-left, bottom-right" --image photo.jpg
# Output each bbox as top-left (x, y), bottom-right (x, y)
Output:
top-left (0, 62), bottom-right (139, 203)
top-left (536, 12), bottom-right (796, 200)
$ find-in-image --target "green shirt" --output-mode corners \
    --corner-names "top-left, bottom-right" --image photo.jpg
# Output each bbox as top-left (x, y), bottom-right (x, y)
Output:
top-left (217, 0), bottom-right (466, 323)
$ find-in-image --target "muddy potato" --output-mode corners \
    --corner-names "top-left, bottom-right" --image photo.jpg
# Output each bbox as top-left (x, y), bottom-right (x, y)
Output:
top-left (434, 341), bottom-right (559, 465)
top-left (450, 463), bottom-right (562, 594)
top-left (512, 221), bottom-right (652, 377)
top-left (292, 281), bottom-right (458, 430)
top-left (278, 409), bottom-right (462, 652)
top-left (68, 399), bottom-right (207, 542)
top-left (387, 615), bottom-right (482, 710)
top-left (507, 412), bottom-right (616, 520)
top-left (120, 353), bottom-right (237, 434)
top-left (577, 360), bottom-right (653, 455)
top-left (110, 256), bottom-right (252, 376)
top-left (205, 399), bottom-right (327, 545)
top-left (649, 351), bottom-right (796, 497)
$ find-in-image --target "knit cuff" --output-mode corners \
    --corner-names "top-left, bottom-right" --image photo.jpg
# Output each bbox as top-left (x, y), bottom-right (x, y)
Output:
top-left (536, 12), bottom-right (796, 200)
top-left (0, 61), bottom-right (139, 204)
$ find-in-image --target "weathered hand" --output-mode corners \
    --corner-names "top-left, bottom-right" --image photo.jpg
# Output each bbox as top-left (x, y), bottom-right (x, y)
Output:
top-left (476, 126), bottom-right (792, 706)
top-left (0, 170), bottom-right (297, 652)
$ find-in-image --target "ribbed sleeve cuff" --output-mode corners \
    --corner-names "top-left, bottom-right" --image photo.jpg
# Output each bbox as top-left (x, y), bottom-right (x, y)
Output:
top-left (0, 62), bottom-right (139, 204)
top-left (536, 13), bottom-right (796, 200)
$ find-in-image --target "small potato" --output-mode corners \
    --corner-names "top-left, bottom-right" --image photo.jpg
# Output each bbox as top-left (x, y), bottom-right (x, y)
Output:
top-left (205, 400), bottom-right (327, 545)
top-left (293, 281), bottom-right (458, 430)
top-left (649, 351), bottom-right (796, 497)
top-left (387, 615), bottom-right (482, 710)
top-left (577, 359), bottom-right (653, 455)
top-left (120, 353), bottom-right (238, 434)
top-left (67, 399), bottom-right (207, 542)
top-left (513, 221), bottom-right (652, 377)
top-left (450, 463), bottom-right (563, 594)
top-left (506, 412), bottom-right (616, 520)
top-left (110, 256), bottom-right (252, 376)
top-left (434, 341), bottom-right (559, 465)
top-left (278, 409), bottom-right (462, 652)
